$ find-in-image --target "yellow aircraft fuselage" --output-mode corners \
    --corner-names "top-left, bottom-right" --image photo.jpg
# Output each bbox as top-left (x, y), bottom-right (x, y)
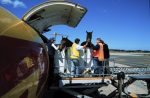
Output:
top-left (0, 1), bottom-right (87, 98)
top-left (0, 7), bottom-right (49, 98)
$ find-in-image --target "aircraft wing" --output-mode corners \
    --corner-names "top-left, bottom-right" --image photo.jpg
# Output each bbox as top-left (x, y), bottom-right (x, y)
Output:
top-left (22, 1), bottom-right (87, 33)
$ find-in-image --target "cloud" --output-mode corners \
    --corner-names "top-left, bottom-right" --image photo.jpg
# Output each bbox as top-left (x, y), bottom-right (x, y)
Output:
top-left (0, 0), bottom-right (27, 8)
top-left (13, 0), bottom-right (26, 8)
top-left (1, 0), bottom-right (12, 4)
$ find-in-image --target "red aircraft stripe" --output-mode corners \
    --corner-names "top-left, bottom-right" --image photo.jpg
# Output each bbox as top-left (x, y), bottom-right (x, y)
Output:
top-left (0, 36), bottom-right (48, 97)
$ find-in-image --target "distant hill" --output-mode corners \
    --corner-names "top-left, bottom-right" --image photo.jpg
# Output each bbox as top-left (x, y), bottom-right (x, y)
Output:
top-left (110, 49), bottom-right (150, 53)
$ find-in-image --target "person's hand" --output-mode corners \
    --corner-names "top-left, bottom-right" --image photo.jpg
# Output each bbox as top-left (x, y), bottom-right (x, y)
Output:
top-left (85, 42), bottom-right (88, 46)
top-left (83, 44), bottom-right (87, 48)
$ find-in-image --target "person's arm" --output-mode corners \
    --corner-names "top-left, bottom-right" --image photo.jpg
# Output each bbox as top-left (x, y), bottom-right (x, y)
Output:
top-left (76, 44), bottom-right (87, 50)
top-left (51, 43), bottom-right (59, 50)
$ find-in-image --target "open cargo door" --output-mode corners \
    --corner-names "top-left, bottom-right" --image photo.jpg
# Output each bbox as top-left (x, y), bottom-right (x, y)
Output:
top-left (22, 1), bottom-right (87, 33)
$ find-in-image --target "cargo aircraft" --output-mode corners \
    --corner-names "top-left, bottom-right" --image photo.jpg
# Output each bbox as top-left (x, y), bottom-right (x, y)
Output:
top-left (0, 1), bottom-right (87, 98)
top-left (1, 1), bottom-right (150, 98)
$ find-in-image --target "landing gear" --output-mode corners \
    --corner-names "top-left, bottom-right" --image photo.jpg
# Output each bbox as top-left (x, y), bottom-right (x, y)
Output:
top-left (117, 72), bottom-right (125, 98)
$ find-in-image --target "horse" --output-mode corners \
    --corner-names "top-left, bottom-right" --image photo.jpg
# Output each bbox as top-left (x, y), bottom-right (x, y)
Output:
top-left (81, 31), bottom-right (93, 48)
top-left (59, 37), bottom-right (73, 51)
top-left (80, 31), bottom-right (94, 76)
top-left (86, 31), bottom-right (93, 42)
top-left (54, 37), bottom-right (73, 74)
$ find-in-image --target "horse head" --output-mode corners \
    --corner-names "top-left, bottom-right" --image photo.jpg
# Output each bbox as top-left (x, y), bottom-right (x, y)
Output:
top-left (86, 31), bottom-right (93, 42)
top-left (59, 37), bottom-right (73, 51)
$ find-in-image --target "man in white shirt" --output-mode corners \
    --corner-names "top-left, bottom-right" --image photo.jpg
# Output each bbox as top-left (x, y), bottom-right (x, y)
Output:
top-left (47, 37), bottom-right (59, 88)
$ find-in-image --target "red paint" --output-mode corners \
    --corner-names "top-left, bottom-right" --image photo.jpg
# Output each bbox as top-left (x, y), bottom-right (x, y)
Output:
top-left (0, 36), bottom-right (49, 97)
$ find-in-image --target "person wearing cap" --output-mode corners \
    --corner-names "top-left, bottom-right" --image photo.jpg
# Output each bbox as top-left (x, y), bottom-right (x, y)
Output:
top-left (47, 37), bottom-right (59, 88)
top-left (47, 37), bottom-right (59, 60)
top-left (70, 38), bottom-right (87, 77)
top-left (101, 39), bottom-right (110, 74)
top-left (92, 38), bottom-right (104, 75)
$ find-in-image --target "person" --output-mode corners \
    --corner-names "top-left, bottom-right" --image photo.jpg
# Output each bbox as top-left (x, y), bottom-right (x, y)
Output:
top-left (92, 38), bottom-right (104, 75)
top-left (100, 39), bottom-right (110, 74)
top-left (46, 37), bottom-right (59, 88)
top-left (80, 38), bottom-right (93, 75)
top-left (70, 38), bottom-right (87, 77)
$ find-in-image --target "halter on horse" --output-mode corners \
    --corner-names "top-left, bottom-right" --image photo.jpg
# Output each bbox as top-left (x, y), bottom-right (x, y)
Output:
top-left (59, 37), bottom-right (73, 51)
top-left (81, 31), bottom-right (93, 48)
top-left (59, 31), bottom-right (93, 51)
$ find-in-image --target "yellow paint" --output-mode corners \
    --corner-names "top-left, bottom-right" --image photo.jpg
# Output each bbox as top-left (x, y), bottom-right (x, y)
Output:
top-left (0, 7), bottom-right (49, 98)
top-left (1, 69), bottom-right (40, 98)
top-left (0, 7), bottom-right (20, 33)
top-left (0, 7), bottom-right (43, 43)
top-left (129, 93), bottom-right (138, 98)
top-left (22, 57), bottom-right (34, 69)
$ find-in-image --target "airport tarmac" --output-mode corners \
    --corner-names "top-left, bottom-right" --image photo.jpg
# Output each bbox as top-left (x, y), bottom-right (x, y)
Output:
top-left (45, 53), bottom-right (150, 98)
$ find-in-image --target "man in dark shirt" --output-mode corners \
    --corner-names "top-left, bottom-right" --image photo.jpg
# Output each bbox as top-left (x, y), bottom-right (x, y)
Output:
top-left (91, 38), bottom-right (110, 75)
top-left (91, 38), bottom-right (103, 75)
top-left (46, 37), bottom-right (59, 88)
top-left (104, 43), bottom-right (110, 74)
top-left (100, 39), bottom-right (110, 74)
top-left (103, 43), bottom-right (110, 59)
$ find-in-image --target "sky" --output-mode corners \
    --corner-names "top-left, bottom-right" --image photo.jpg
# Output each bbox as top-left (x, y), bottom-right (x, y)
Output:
top-left (0, 0), bottom-right (150, 50)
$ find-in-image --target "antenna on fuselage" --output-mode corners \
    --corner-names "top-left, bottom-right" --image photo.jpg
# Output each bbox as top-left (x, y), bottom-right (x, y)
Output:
top-left (49, 32), bottom-right (68, 41)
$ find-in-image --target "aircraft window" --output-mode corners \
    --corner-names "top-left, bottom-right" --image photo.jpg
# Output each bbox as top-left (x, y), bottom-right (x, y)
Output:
top-left (28, 9), bottom-right (45, 21)
top-left (43, 28), bottom-right (51, 32)
top-left (28, 14), bottom-right (43, 21)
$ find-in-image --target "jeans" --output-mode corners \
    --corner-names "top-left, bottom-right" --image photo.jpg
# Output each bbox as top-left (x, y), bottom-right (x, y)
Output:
top-left (70, 59), bottom-right (79, 76)
top-left (104, 59), bottom-right (110, 74)
top-left (92, 57), bottom-right (103, 74)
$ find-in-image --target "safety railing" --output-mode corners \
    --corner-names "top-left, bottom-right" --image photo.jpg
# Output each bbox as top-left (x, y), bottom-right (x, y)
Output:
top-left (54, 57), bottom-right (113, 78)
top-left (54, 57), bottom-right (150, 78)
